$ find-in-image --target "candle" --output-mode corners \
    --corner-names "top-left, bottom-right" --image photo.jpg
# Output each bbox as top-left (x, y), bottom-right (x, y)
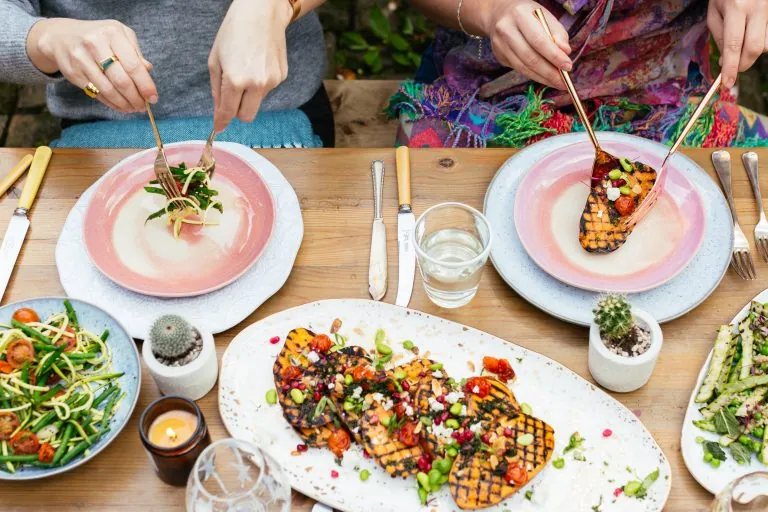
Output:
top-left (139, 396), bottom-right (211, 486)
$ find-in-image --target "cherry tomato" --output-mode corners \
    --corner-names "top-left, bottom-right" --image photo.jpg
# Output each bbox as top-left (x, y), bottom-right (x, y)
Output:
top-left (504, 460), bottom-right (529, 486)
top-left (56, 327), bottom-right (77, 352)
top-left (394, 402), bottom-right (408, 419)
top-left (5, 339), bottom-right (35, 368)
top-left (12, 308), bottom-right (39, 324)
top-left (37, 443), bottom-right (55, 463)
top-left (397, 421), bottom-right (420, 447)
top-left (310, 334), bottom-right (332, 354)
top-left (280, 366), bottom-right (302, 382)
top-left (328, 429), bottom-right (351, 458)
top-left (349, 365), bottom-right (374, 382)
top-left (10, 430), bottom-right (40, 455)
top-left (0, 412), bottom-right (20, 441)
top-left (614, 195), bottom-right (635, 216)
top-left (464, 377), bottom-right (491, 398)
top-left (483, 356), bottom-right (515, 382)
top-left (0, 361), bottom-right (13, 374)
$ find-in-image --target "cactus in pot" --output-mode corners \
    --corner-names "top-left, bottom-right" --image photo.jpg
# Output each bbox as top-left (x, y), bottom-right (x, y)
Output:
top-left (150, 315), bottom-right (202, 366)
top-left (593, 294), bottom-right (634, 342)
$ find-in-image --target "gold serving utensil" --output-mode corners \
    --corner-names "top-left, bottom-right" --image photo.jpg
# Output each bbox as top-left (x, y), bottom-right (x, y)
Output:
top-left (145, 101), bottom-right (182, 199)
top-left (625, 73), bottom-right (723, 228)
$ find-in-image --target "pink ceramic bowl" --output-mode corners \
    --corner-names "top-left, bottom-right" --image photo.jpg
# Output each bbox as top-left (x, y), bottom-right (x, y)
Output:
top-left (514, 140), bottom-right (706, 293)
top-left (83, 142), bottom-right (275, 297)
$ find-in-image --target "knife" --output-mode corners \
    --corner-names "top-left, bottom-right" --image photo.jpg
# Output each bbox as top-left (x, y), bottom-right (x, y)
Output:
top-left (395, 146), bottom-right (416, 307)
top-left (0, 154), bottom-right (33, 198)
top-left (0, 146), bottom-right (52, 301)
top-left (368, 160), bottom-right (387, 300)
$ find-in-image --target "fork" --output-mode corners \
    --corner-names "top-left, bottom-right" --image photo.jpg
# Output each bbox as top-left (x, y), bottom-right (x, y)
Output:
top-left (713, 150), bottom-right (757, 279)
top-left (145, 101), bottom-right (182, 199)
top-left (196, 129), bottom-right (216, 178)
top-left (743, 151), bottom-right (768, 261)
top-left (624, 73), bottom-right (723, 228)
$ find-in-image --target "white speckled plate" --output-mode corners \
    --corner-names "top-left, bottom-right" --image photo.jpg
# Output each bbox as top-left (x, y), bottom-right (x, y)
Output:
top-left (681, 288), bottom-right (768, 494)
top-left (484, 132), bottom-right (732, 326)
top-left (55, 141), bottom-right (303, 339)
top-left (220, 299), bottom-right (671, 511)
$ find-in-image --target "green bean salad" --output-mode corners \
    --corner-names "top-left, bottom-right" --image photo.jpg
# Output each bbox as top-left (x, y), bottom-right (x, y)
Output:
top-left (0, 300), bottom-right (124, 473)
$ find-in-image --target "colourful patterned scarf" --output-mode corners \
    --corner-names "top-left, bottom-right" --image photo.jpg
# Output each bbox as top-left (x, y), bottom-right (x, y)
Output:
top-left (387, 0), bottom-right (768, 148)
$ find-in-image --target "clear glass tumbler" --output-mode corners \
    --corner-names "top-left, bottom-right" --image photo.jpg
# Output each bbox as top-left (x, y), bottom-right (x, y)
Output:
top-left (414, 202), bottom-right (492, 308)
top-left (710, 472), bottom-right (768, 511)
top-left (186, 438), bottom-right (291, 512)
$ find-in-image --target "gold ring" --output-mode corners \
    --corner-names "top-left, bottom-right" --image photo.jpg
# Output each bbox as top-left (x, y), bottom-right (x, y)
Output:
top-left (83, 82), bottom-right (100, 99)
top-left (98, 55), bottom-right (119, 72)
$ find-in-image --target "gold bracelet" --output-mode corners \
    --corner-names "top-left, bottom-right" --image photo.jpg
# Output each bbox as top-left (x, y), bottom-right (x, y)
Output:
top-left (457, 0), bottom-right (483, 57)
top-left (287, 0), bottom-right (301, 22)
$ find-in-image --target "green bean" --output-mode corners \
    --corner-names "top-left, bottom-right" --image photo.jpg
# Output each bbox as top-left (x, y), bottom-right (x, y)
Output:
top-left (33, 384), bottom-right (64, 406)
top-left (52, 424), bottom-right (73, 466)
top-left (63, 353), bottom-right (97, 361)
top-left (33, 343), bottom-right (57, 352)
top-left (63, 300), bottom-right (79, 328)
top-left (29, 461), bottom-right (53, 468)
top-left (92, 385), bottom-right (117, 408)
top-left (100, 330), bottom-right (110, 342)
top-left (59, 429), bottom-right (109, 466)
top-left (37, 345), bottom-right (66, 378)
top-left (100, 393), bottom-right (118, 428)
top-left (81, 372), bottom-right (123, 383)
top-left (30, 411), bottom-right (57, 433)
top-left (0, 454), bottom-right (38, 463)
top-left (21, 365), bottom-right (29, 385)
top-left (11, 320), bottom-right (52, 344)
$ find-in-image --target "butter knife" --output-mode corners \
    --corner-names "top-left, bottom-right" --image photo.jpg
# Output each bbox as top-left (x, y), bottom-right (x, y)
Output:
top-left (369, 160), bottom-right (387, 300)
top-left (395, 146), bottom-right (416, 307)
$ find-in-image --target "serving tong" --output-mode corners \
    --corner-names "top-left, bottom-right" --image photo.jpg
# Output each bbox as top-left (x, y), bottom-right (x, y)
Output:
top-left (146, 102), bottom-right (182, 200)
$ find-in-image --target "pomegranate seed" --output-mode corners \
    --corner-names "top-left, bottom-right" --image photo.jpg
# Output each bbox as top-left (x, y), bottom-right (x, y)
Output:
top-left (436, 395), bottom-right (446, 404)
top-left (363, 450), bottom-right (371, 459)
top-left (434, 416), bottom-right (443, 425)
top-left (503, 428), bottom-right (513, 437)
top-left (369, 414), bottom-right (379, 425)
top-left (481, 434), bottom-right (490, 444)
top-left (613, 488), bottom-right (622, 497)
top-left (316, 382), bottom-right (325, 391)
top-left (313, 391), bottom-right (321, 401)
top-left (452, 431), bottom-right (461, 439)
top-left (281, 384), bottom-right (290, 392)
top-left (401, 380), bottom-right (411, 391)
top-left (269, 336), bottom-right (280, 344)
top-left (331, 470), bottom-right (339, 478)
top-left (463, 431), bottom-right (474, 442)
top-left (297, 444), bottom-right (308, 452)
top-left (603, 428), bottom-right (613, 438)
top-left (297, 383), bottom-right (306, 391)
top-left (439, 411), bottom-right (450, 422)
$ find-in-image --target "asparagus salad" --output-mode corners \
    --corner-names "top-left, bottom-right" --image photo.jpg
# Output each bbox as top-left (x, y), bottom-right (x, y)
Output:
top-left (0, 301), bottom-right (124, 473)
top-left (692, 301), bottom-right (768, 468)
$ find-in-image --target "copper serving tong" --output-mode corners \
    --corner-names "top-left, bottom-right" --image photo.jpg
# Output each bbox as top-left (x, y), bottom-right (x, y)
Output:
top-left (533, 10), bottom-right (621, 176)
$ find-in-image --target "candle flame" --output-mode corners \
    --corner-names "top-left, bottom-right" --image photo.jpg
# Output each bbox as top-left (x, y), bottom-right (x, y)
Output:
top-left (166, 427), bottom-right (178, 441)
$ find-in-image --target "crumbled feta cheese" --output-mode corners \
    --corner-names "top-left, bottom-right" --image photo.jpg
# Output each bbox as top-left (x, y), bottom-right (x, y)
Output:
top-left (607, 187), bottom-right (620, 201)
top-left (352, 386), bottom-right (362, 399)
top-left (382, 399), bottom-right (394, 411)
top-left (432, 371), bottom-right (443, 378)
top-left (597, 210), bottom-right (604, 219)
top-left (351, 427), bottom-right (360, 434)
top-left (445, 391), bottom-right (465, 404)
top-left (428, 397), bottom-right (445, 412)
top-left (469, 422), bottom-right (482, 433)
top-left (472, 386), bottom-right (480, 394)
top-left (460, 405), bottom-right (467, 417)
top-left (404, 404), bottom-right (414, 417)
top-left (430, 423), bottom-right (455, 442)
top-left (372, 392), bottom-right (384, 403)
top-left (306, 351), bottom-right (319, 364)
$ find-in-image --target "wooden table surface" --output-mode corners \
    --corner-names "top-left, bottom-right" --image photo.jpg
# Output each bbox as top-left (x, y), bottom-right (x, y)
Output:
top-left (0, 147), bottom-right (766, 511)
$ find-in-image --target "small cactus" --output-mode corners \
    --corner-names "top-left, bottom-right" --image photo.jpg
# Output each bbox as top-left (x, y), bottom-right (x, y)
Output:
top-left (150, 315), bottom-right (195, 359)
top-left (593, 294), bottom-right (634, 341)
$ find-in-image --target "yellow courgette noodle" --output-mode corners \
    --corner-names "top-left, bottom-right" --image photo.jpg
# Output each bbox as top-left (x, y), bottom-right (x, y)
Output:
top-left (164, 166), bottom-right (221, 239)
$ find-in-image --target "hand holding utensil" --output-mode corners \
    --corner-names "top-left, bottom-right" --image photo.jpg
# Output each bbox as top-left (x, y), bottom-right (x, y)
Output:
top-left (145, 101), bottom-right (181, 199)
top-left (713, 150), bottom-right (757, 280)
top-left (369, 160), bottom-right (387, 301)
top-left (743, 151), bottom-right (768, 262)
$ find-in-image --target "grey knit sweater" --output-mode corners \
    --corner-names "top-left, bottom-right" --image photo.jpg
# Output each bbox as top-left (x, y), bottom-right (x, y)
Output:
top-left (0, 0), bottom-right (326, 120)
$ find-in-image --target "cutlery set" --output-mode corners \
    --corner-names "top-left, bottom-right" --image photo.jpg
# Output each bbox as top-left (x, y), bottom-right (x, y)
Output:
top-left (712, 150), bottom-right (766, 280)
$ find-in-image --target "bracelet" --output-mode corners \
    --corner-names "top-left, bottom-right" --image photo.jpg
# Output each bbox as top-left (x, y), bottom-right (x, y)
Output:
top-left (457, 0), bottom-right (484, 57)
top-left (287, 0), bottom-right (301, 22)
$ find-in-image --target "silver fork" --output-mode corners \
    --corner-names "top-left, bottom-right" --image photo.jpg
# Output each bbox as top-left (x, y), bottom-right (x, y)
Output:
top-left (743, 151), bottom-right (768, 261)
top-left (713, 150), bottom-right (757, 279)
top-left (146, 102), bottom-right (182, 199)
top-left (196, 129), bottom-right (216, 178)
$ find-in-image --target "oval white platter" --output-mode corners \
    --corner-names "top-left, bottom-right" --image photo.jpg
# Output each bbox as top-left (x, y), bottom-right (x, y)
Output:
top-left (681, 288), bottom-right (768, 494)
top-left (220, 299), bottom-right (670, 511)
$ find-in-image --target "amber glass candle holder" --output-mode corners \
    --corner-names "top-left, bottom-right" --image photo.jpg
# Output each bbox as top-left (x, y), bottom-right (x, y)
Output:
top-left (139, 396), bottom-right (211, 486)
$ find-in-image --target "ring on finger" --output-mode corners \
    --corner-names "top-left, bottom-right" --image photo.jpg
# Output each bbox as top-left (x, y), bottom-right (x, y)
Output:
top-left (98, 55), bottom-right (119, 73)
top-left (83, 82), bottom-right (100, 99)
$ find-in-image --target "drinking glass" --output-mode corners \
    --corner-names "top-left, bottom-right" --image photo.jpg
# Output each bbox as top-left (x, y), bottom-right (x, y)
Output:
top-left (186, 438), bottom-right (291, 512)
top-left (414, 202), bottom-right (492, 308)
top-left (710, 472), bottom-right (768, 511)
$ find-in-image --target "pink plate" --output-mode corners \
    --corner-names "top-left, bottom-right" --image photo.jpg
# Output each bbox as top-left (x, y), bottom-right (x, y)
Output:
top-left (514, 140), bottom-right (706, 293)
top-left (83, 143), bottom-right (275, 297)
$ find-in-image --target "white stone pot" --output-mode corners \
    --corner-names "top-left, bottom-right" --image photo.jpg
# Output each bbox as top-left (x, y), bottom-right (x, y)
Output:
top-left (588, 308), bottom-right (663, 393)
top-left (142, 328), bottom-right (218, 400)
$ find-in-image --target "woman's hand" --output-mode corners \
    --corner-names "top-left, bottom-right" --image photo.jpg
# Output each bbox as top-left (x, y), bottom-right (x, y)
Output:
top-left (27, 18), bottom-right (157, 113)
top-left (708, 0), bottom-right (768, 88)
top-left (208, 0), bottom-right (293, 133)
top-left (481, 0), bottom-right (572, 89)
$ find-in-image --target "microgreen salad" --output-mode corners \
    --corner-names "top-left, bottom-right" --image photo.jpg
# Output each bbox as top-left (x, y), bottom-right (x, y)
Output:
top-left (0, 301), bottom-right (124, 473)
top-left (144, 162), bottom-right (222, 238)
top-left (692, 301), bottom-right (768, 468)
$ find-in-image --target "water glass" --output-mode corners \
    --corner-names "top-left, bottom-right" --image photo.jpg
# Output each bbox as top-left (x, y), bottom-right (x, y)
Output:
top-left (710, 472), bottom-right (768, 511)
top-left (414, 202), bottom-right (492, 308)
top-left (186, 438), bottom-right (291, 512)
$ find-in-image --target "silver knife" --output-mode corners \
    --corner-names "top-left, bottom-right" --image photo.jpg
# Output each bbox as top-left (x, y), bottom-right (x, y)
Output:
top-left (395, 146), bottom-right (416, 307)
top-left (0, 146), bottom-right (52, 302)
top-left (368, 160), bottom-right (387, 300)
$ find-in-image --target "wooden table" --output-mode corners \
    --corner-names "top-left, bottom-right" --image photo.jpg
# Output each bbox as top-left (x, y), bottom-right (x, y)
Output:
top-left (0, 147), bottom-right (765, 511)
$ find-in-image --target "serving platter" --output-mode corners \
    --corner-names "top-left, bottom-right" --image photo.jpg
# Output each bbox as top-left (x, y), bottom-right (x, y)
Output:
top-left (485, 132), bottom-right (732, 326)
top-left (56, 141), bottom-right (303, 339)
top-left (515, 140), bottom-right (706, 293)
top-left (220, 299), bottom-right (671, 511)
top-left (681, 288), bottom-right (768, 495)
top-left (0, 297), bottom-right (140, 481)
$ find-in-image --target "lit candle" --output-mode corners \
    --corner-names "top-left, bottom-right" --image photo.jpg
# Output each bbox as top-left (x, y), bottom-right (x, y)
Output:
top-left (139, 396), bottom-right (211, 486)
top-left (148, 410), bottom-right (198, 448)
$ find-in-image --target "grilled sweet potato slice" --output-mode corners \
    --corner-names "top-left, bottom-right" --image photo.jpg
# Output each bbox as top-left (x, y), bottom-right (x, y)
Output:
top-left (359, 403), bottom-right (423, 478)
top-left (449, 413), bottom-right (555, 509)
top-left (295, 425), bottom-right (335, 448)
top-left (467, 377), bottom-right (520, 421)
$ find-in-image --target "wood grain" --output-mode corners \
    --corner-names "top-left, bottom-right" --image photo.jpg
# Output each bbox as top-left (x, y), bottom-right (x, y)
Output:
top-left (1, 147), bottom-right (767, 511)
